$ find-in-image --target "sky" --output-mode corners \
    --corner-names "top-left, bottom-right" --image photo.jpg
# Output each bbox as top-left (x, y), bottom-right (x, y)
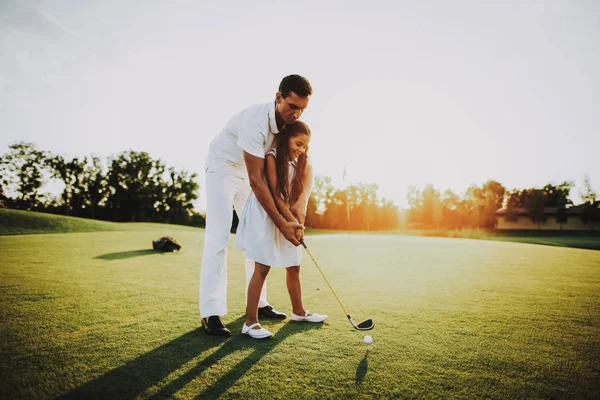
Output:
top-left (1, 0), bottom-right (598, 212)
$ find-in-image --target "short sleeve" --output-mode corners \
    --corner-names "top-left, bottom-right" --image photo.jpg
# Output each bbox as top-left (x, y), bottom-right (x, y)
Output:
top-left (237, 120), bottom-right (267, 159)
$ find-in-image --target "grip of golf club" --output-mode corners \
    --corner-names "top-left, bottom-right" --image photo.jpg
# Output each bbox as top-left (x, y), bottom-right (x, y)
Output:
top-left (300, 239), bottom-right (307, 249)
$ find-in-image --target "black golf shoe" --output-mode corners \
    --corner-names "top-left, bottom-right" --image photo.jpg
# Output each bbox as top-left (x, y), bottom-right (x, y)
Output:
top-left (202, 316), bottom-right (232, 336)
top-left (258, 305), bottom-right (287, 320)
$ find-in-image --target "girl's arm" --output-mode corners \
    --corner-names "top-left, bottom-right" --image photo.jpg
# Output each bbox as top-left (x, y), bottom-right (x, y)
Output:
top-left (244, 151), bottom-right (303, 246)
top-left (265, 154), bottom-right (298, 223)
top-left (291, 162), bottom-right (314, 225)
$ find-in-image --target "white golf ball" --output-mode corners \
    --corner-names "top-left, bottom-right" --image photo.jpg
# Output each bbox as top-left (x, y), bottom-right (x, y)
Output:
top-left (363, 335), bottom-right (373, 345)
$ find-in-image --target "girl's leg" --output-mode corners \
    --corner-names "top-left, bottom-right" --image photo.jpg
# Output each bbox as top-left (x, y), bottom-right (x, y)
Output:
top-left (286, 266), bottom-right (307, 316)
top-left (246, 262), bottom-right (271, 329)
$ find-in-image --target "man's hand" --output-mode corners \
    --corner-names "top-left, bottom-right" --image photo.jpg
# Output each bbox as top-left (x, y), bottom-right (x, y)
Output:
top-left (278, 221), bottom-right (304, 246)
top-left (291, 202), bottom-right (307, 225)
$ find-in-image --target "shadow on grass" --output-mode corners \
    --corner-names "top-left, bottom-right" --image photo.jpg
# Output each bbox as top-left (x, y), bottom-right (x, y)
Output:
top-left (59, 315), bottom-right (245, 399)
top-left (152, 321), bottom-right (323, 399)
top-left (355, 350), bottom-right (368, 383)
top-left (94, 249), bottom-right (159, 260)
top-left (59, 318), bottom-right (322, 399)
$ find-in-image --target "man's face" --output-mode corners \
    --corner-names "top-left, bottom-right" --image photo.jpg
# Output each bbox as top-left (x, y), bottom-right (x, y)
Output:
top-left (276, 91), bottom-right (310, 125)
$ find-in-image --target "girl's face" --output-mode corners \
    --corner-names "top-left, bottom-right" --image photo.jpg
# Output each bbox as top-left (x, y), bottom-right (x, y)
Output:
top-left (288, 133), bottom-right (310, 160)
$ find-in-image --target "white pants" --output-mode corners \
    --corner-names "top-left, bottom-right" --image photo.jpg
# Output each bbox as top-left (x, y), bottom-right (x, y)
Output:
top-left (199, 171), bottom-right (269, 318)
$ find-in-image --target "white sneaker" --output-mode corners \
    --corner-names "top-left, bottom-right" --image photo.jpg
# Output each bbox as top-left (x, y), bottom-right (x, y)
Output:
top-left (241, 323), bottom-right (273, 339)
top-left (291, 311), bottom-right (328, 323)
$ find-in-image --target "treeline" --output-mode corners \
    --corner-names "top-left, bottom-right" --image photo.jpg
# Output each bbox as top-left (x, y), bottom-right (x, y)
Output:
top-left (304, 177), bottom-right (400, 230)
top-left (405, 179), bottom-right (600, 230)
top-left (0, 142), bottom-right (204, 226)
top-left (2, 142), bottom-right (598, 231)
top-left (1, 142), bottom-right (401, 231)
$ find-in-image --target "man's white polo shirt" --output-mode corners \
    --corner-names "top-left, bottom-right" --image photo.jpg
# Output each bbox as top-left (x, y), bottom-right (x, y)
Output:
top-left (205, 100), bottom-right (280, 180)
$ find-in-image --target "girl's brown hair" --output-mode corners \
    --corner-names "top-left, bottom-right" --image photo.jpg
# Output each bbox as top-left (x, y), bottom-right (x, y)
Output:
top-left (273, 121), bottom-right (311, 205)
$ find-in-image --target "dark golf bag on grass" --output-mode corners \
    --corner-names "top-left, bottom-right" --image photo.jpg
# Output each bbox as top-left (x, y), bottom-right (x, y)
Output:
top-left (152, 236), bottom-right (182, 252)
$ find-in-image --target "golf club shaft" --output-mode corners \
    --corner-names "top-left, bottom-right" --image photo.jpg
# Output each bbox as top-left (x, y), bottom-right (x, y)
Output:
top-left (301, 240), bottom-right (350, 317)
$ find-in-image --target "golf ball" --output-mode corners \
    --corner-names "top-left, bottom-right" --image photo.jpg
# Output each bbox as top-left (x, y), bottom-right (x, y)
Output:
top-left (363, 335), bottom-right (373, 345)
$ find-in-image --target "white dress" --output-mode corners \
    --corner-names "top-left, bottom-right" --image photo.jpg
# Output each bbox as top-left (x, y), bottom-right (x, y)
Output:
top-left (235, 149), bottom-right (302, 268)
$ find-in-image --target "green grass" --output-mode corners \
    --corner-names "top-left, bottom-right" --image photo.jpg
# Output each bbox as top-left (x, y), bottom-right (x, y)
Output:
top-left (321, 228), bottom-right (600, 251)
top-left (0, 208), bottom-right (201, 235)
top-left (1, 225), bottom-right (599, 399)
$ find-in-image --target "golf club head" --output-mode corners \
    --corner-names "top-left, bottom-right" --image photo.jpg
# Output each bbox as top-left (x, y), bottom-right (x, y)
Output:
top-left (350, 317), bottom-right (374, 331)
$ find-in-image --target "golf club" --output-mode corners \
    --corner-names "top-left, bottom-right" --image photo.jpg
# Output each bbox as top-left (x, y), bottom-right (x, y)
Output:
top-left (300, 238), bottom-right (374, 331)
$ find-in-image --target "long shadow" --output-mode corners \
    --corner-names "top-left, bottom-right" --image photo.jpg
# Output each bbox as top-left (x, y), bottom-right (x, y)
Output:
top-left (94, 249), bottom-right (159, 260)
top-left (148, 321), bottom-right (323, 399)
top-left (59, 316), bottom-right (247, 399)
top-left (355, 349), bottom-right (368, 383)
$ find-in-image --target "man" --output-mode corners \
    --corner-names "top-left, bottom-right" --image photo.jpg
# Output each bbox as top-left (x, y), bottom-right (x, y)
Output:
top-left (200, 74), bottom-right (313, 336)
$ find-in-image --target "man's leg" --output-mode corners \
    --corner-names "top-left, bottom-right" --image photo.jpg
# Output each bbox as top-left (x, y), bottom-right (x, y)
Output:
top-left (200, 172), bottom-right (235, 325)
top-left (234, 179), bottom-right (286, 320)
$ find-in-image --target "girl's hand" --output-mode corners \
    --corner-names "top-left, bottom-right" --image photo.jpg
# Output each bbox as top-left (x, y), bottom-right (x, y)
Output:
top-left (295, 227), bottom-right (304, 241)
top-left (289, 216), bottom-right (303, 242)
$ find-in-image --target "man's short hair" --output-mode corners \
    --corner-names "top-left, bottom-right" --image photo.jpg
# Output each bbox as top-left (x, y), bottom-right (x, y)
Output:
top-left (279, 74), bottom-right (312, 98)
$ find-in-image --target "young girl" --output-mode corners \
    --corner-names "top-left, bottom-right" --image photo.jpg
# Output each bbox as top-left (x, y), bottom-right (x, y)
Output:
top-left (235, 120), bottom-right (327, 339)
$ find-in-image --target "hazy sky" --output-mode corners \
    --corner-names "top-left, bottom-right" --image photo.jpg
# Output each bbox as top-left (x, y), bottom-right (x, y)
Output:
top-left (1, 0), bottom-right (598, 211)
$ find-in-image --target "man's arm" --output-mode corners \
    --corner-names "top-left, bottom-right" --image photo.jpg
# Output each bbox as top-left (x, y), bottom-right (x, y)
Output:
top-left (291, 163), bottom-right (314, 225)
top-left (243, 151), bottom-right (303, 246)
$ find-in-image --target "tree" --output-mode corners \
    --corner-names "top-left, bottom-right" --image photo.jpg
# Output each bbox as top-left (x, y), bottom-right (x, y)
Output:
top-left (579, 175), bottom-right (597, 206)
top-left (462, 184), bottom-right (483, 229)
top-left (105, 151), bottom-right (166, 222)
top-left (0, 142), bottom-right (200, 225)
top-left (525, 189), bottom-right (547, 230)
top-left (377, 198), bottom-right (400, 230)
top-left (542, 182), bottom-right (573, 230)
top-left (461, 181), bottom-right (505, 229)
top-left (406, 186), bottom-right (423, 226)
top-left (160, 168), bottom-right (200, 225)
top-left (579, 175), bottom-right (599, 230)
top-left (49, 156), bottom-right (88, 216)
top-left (481, 180), bottom-right (505, 229)
top-left (308, 178), bottom-right (399, 231)
top-left (421, 184), bottom-right (440, 227)
top-left (543, 182), bottom-right (573, 207)
top-left (0, 184), bottom-right (6, 207)
top-left (441, 189), bottom-right (460, 229)
top-left (306, 176), bottom-right (335, 228)
top-left (556, 195), bottom-right (568, 230)
top-left (84, 156), bottom-right (108, 219)
top-left (360, 183), bottom-right (379, 231)
top-left (504, 190), bottom-right (520, 223)
top-left (305, 193), bottom-right (319, 228)
top-left (0, 142), bottom-right (51, 210)
top-left (323, 189), bottom-right (349, 230)
top-left (0, 158), bottom-right (8, 207)
top-left (343, 183), bottom-right (379, 230)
